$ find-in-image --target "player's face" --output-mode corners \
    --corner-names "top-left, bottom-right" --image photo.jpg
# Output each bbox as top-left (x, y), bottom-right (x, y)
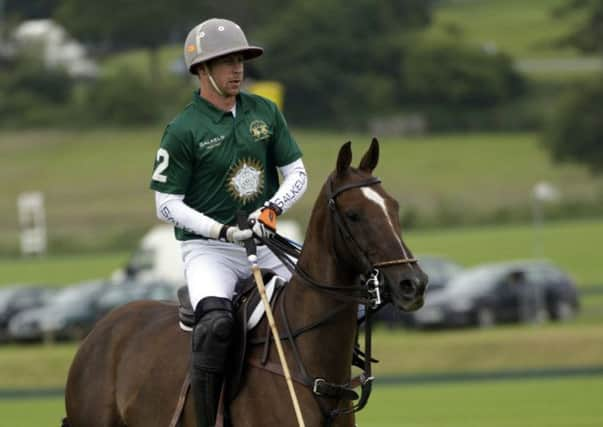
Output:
top-left (208, 53), bottom-right (245, 96)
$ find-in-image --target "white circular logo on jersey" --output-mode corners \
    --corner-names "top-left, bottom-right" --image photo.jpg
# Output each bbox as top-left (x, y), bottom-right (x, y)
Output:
top-left (227, 158), bottom-right (264, 203)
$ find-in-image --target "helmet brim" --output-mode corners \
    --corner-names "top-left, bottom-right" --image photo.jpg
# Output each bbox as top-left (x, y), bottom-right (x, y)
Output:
top-left (188, 46), bottom-right (264, 74)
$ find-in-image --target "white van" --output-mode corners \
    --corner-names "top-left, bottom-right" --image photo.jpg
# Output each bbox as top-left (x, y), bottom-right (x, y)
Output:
top-left (113, 225), bottom-right (184, 286)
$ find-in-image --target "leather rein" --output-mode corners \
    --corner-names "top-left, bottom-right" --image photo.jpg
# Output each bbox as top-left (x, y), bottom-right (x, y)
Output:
top-left (253, 174), bottom-right (418, 425)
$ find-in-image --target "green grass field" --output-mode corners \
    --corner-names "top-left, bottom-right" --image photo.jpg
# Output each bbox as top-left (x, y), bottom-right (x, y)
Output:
top-left (425, 0), bottom-right (602, 81)
top-left (2, 323), bottom-right (602, 389)
top-left (0, 397), bottom-right (65, 427)
top-left (2, 129), bottom-right (603, 256)
top-left (0, 252), bottom-right (130, 287)
top-left (1, 377), bottom-right (601, 427)
top-left (357, 377), bottom-right (603, 427)
top-left (427, 0), bottom-right (587, 60)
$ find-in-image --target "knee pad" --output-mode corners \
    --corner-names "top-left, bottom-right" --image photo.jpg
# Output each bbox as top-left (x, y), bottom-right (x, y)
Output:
top-left (191, 297), bottom-right (234, 372)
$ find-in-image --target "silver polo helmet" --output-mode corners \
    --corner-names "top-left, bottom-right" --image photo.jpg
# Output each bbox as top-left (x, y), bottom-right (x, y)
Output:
top-left (184, 18), bottom-right (263, 74)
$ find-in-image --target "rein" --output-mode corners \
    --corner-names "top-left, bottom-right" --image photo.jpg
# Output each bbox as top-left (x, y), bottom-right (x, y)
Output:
top-left (253, 174), bottom-right (418, 425)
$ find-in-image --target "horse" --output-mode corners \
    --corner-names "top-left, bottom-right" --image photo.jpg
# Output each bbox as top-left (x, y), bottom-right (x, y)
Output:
top-left (63, 138), bottom-right (428, 427)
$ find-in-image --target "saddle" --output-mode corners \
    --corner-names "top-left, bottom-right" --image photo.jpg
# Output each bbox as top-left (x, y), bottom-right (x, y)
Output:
top-left (176, 271), bottom-right (286, 401)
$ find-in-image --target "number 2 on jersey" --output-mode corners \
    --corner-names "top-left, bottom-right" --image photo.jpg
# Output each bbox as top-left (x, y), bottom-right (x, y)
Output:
top-left (152, 148), bottom-right (169, 183)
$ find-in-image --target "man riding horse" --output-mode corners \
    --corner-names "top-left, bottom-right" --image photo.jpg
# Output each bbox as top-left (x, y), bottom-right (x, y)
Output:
top-left (150, 18), bottom-right (308, 427)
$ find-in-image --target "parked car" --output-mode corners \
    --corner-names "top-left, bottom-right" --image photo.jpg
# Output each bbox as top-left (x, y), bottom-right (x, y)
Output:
top-left (412, 259), bottom-right (579, 329)
top-left (419, 255), bottom-right (465, 291)
top-left (8, 279), bottom-right (111, 342)
top-left (94, 279), bottom-right (177, 318)
top-left (374, 255), bottom-right (463, 327)
top-left (0, 284), bottom-right (55, 342)
top-left (536, 262), bottom-right (581, 321)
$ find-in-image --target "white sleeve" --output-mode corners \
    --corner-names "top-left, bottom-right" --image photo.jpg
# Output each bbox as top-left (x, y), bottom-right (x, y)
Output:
top-left (270, 158), bottom-right (308, 214)
top-left (155, 192), bottom-right (223, 239)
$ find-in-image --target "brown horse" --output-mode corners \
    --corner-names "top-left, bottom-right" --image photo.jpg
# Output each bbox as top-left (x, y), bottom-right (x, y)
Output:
top-left (64, 139), bottom-right (427, 427)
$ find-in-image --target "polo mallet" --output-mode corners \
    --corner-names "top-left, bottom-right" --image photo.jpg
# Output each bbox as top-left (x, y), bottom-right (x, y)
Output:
top-left (237, 212), bottom-right (306, 427)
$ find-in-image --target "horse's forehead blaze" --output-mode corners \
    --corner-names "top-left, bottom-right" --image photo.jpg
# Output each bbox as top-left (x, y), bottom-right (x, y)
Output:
top-left (360, 187), bottom-right (395, 222)
top-left (359, 187), bottom-right (406, 252)
top-left (360, 187), bottom-right (396, 221)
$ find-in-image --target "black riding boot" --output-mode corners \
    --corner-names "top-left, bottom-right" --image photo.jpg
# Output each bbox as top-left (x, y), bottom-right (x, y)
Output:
top-left (190, 297), bottom-right (234, 427)
top-left (190, 366), bottom-right (224, 427)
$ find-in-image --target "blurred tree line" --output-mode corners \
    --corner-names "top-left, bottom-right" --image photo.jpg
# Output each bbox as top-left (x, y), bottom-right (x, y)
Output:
top-left (1, 0), bottom-right (523, 129)
top-left (1, 0), bottom-right (602, 172)
top-left (544, 0), bottom-right (603, 174)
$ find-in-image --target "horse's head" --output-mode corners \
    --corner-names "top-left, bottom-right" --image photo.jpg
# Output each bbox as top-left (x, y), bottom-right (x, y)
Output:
top-left (324, 138), bottom-right (428, 311)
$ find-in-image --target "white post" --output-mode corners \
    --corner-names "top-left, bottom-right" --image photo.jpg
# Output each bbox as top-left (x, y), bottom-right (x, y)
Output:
top-left (17, 191), bottom-right (47, 256)
top-left (531, 181), bottom-right (560, 258)
top-left (531, 193), bottom-right (543, 257)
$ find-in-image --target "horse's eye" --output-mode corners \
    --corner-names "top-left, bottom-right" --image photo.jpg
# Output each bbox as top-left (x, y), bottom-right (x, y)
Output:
top-left (345, 211), bottom-right (361, 222)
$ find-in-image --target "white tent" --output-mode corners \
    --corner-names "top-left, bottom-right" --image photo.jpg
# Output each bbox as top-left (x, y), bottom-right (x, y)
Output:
top-left (12, 19), bottom-right (98, 78)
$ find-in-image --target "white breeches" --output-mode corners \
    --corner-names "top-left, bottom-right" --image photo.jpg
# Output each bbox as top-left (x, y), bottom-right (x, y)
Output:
top-left (181, 239), bottom-right (293, 310)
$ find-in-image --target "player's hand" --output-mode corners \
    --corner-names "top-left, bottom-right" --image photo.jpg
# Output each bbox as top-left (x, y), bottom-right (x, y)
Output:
top-left (248, 203), bottom-right (280, 240)
top-left (220, 225), bottom-right (253, 244)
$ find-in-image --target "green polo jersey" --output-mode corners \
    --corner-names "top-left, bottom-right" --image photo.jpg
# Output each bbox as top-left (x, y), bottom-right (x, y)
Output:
top-left (150, 90), bottom-right (302, 241)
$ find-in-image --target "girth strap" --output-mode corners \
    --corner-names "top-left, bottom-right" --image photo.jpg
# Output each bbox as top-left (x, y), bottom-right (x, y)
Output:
top-left (313, 378), bottom-right (359, 401)
top-left (246, 358), bottom-right (360, 401)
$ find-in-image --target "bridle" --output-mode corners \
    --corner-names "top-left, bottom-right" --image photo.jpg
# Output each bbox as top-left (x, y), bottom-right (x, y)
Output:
top-left (325, 174), bottom-right (417, 303)
top-left (263, 174), bottom-right (418, 306)
top-left (253, 173), bottom-right (420, 425)
top-left (278, 174), bottom-right (418, 307)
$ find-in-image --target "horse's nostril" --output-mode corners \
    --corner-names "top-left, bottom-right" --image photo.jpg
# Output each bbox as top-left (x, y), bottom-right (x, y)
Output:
top-left (399, 280), bottom-right (416, 297)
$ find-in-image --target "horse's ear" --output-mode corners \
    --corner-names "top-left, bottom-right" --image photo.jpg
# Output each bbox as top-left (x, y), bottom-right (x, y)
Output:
top-left (336, 141), bottom-right (353, 176)
top-left (359, 137), bottom-right (379, 173)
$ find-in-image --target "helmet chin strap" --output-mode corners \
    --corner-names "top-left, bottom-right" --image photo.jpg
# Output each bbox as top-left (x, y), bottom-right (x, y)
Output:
top-left (204, 63), bottom-right (227, 97)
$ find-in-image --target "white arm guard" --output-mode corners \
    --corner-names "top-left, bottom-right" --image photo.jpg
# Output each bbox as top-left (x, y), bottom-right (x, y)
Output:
top-left (270, 158), bottom-right (308, 214)
top-left (154, 192), bottom-right (223, 239)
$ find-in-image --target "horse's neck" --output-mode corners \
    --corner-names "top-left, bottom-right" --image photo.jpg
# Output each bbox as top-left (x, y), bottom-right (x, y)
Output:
top-left (297, 197), bottom-right (356, 288)
top-left (285, 211), bottom-right (359, 381)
